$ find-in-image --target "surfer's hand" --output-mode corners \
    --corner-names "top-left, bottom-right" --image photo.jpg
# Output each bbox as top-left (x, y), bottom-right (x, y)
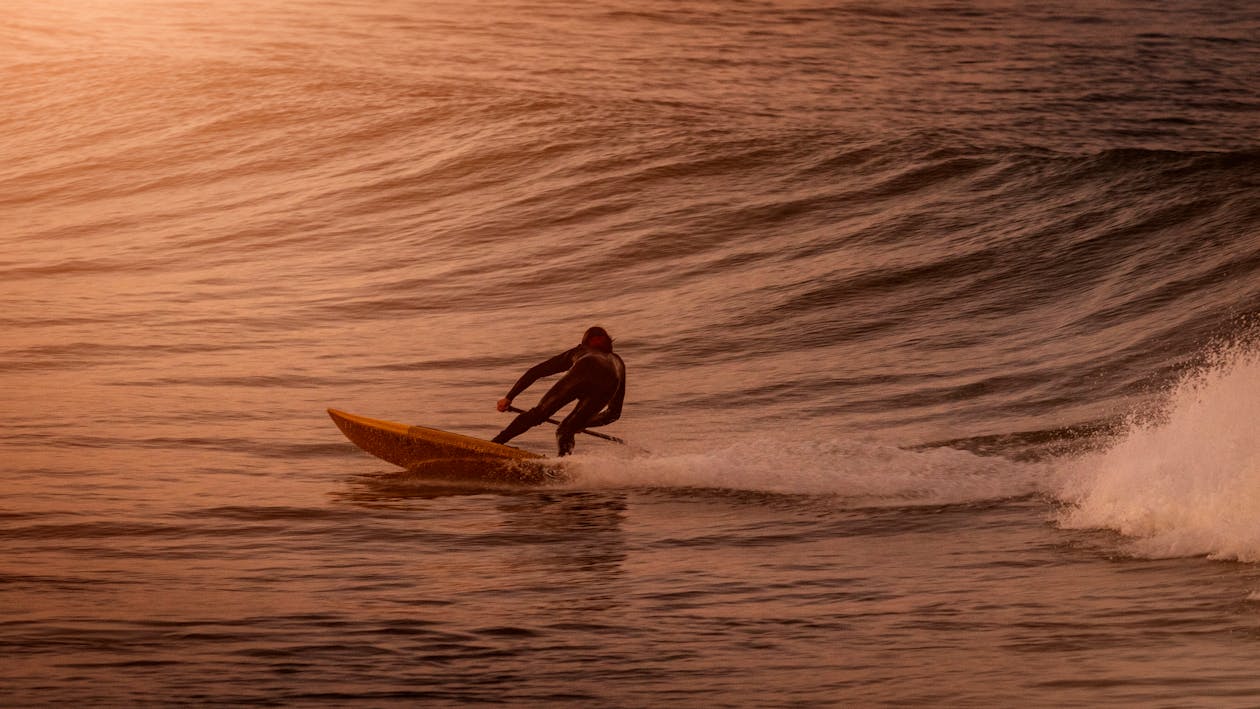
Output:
top-left (497, 397), bottom-right (512, 412)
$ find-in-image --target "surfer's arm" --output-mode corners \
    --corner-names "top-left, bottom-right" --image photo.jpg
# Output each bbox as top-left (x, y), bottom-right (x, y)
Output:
top-left (503, 348), bottom-right (578, 402)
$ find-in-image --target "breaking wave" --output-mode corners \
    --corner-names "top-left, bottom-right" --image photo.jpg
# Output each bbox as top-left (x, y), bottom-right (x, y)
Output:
top-left (1055, 337), bottom-right (1260, 561)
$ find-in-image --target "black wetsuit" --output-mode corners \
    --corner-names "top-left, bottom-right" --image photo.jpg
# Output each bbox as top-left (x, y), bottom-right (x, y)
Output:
top-left (492, 344), bottom-right (626, 456)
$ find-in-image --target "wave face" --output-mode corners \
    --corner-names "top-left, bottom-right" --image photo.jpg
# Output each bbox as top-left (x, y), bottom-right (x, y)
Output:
top-left (4, 0), bottom-right (1260, 523)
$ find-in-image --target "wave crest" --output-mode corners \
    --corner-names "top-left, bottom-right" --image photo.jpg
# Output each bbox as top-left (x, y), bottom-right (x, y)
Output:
top-left (1055, 337), bottom-right (1260, 560)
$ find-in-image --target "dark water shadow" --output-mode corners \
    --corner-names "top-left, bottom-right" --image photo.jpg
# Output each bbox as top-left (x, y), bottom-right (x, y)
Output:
top-left (331, 470), bottom-right (628, 575)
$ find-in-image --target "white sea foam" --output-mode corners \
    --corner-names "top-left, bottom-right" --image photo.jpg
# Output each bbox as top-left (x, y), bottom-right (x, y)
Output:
top-left (561, 435), bottom-right (1044, 506)
top-left (1055, 341), bottom-right (1260, 561)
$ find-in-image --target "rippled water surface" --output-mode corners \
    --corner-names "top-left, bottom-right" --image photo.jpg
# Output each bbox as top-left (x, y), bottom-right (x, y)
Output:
top-left (4, 0), bottom-right (1260, 705)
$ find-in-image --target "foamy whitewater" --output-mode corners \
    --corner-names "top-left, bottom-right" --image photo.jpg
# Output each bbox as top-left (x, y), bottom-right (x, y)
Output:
top-left (1058, 340), bottom-right (1260, 562)
top-left (4, 0), bottom-right (1260, 705)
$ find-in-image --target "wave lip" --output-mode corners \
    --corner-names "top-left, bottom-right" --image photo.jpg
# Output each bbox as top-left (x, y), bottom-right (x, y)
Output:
top-left (1055, 340), bottom-right (1260, 561)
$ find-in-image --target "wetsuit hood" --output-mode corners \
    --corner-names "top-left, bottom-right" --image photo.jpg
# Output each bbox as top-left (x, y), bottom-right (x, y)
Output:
top-left (582, 326), bottom-right (613, 352)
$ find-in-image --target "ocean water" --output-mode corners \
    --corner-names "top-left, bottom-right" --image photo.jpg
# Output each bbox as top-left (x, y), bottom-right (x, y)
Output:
top-left (5, 0), bottom-right (1260, 704)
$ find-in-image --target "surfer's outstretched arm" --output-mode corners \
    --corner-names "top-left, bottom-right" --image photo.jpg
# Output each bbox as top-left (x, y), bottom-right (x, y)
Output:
top-left (498, 348), bottom-right (577, 410)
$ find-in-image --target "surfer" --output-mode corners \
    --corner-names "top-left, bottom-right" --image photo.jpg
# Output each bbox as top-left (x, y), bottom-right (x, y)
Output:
top-left (492, 326), bottom-right (626, 456)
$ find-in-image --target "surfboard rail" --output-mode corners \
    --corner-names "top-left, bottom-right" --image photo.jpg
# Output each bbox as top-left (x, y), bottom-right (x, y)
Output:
top-left (327, 408), bottom-right (560, 485)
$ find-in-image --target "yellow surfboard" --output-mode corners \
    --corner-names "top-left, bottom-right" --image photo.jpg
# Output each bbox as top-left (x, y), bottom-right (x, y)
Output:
top-left (327, 408), bottom-right (562, 485)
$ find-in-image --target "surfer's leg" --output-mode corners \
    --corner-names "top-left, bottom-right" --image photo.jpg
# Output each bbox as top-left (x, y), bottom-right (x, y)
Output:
top-left (492, 378), bottom-right (581, 445)
top-left (553, 364), bottom-right (620, 455)
top-left (555, 395), bottom-right (610, 456)
top-left (491, 410), bottom-right (543, 444)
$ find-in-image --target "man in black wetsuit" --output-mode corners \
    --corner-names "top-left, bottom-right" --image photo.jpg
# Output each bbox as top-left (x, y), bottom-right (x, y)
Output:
top-left (492, 326), bottom-right (626, 456)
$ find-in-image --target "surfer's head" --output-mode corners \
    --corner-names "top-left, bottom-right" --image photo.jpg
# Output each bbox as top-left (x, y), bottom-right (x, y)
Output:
top-left (582, 326), bottom-right (613, 352)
